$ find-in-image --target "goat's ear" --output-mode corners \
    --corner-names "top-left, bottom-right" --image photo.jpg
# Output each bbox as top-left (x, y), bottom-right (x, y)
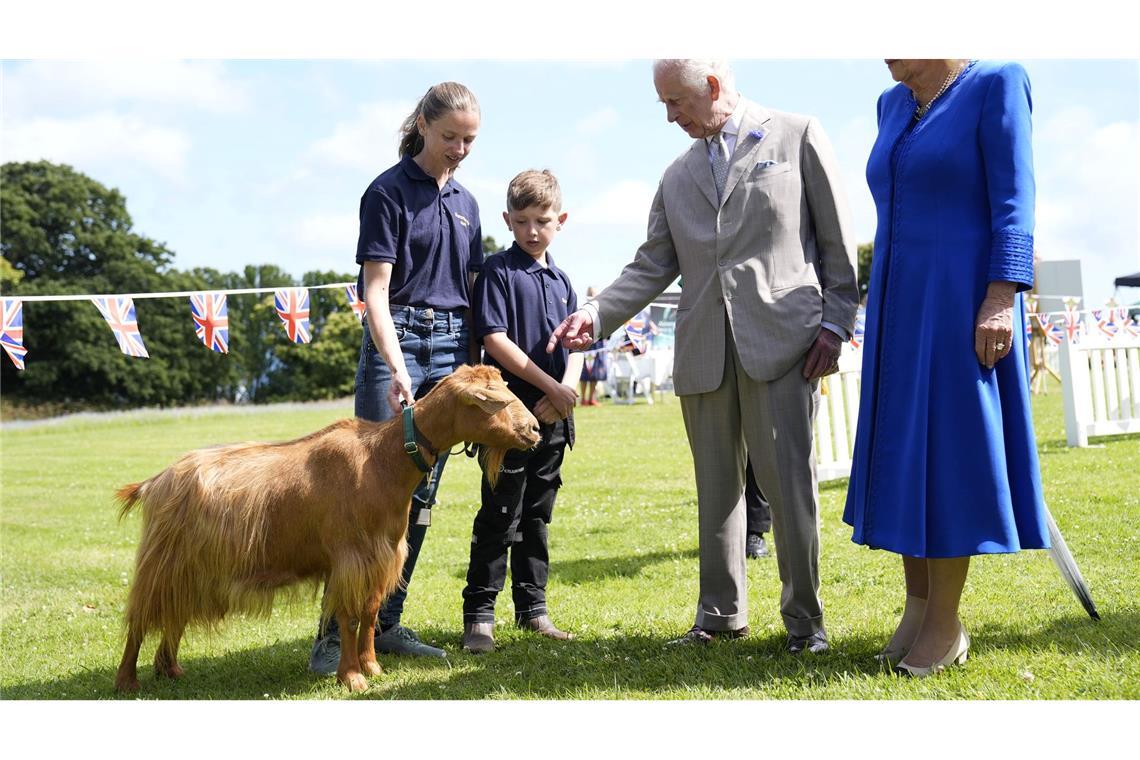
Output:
top-left (462, 384), bottom-right (516, 414)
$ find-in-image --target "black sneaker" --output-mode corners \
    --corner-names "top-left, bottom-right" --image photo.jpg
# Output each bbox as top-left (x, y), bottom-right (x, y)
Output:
top-left (746, 533), bottom-right (770, 559)
top-left (375, 624), bottom-right (446, 658)
top-left (666, 624), bottom-right (750, 646)
top-left (786, 629), bottom-right (829, 655)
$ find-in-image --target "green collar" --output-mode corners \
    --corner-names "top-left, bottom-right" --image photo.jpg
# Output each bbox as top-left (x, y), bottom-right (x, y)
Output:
top-left (402, 404), bottom-right (436, 474)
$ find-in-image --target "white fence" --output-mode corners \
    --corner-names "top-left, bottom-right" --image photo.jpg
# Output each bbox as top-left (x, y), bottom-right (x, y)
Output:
top-left (601, 331), bottom-right (1140, 475)
top-left (814, 348), bottom-right (863, 482)
top-left (1059, 334), bottom-right (1140, 446)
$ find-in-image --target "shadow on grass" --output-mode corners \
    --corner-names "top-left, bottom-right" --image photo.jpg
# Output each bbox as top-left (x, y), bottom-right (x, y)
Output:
top-left (969, 608), bottom-right (1139, 659)
top-left (6, 609), bottom-right (1130, 699)
top-left (1038, 431), bottom-right (1140, 452)
top-left (449, 548), bottom-right (701, 585)
top-left (551, 548), bottom-right (700, 584)
top-left (819, 478), bottom-right (850, 493)
top-left (1, 628), bottom-right (886, 700)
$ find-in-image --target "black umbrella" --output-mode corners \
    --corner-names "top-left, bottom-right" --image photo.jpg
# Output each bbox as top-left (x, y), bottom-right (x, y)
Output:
top-left (1045, 506), bottom-right (1101, 620)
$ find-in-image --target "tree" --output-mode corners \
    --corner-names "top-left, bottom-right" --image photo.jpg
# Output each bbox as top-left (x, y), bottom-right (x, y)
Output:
top-left (217, 264), bottom-right (298, 402)
top-left (1, 161), bottom-right (366, 410)
top-left (259, 270), bottom-right (361, 402)
top-left (1, 161), bottom-right (232, 408)
top-left (0, 256), bottom-right (24, 288)
top-left (1, 161), bottom-right (172, 280)
top-left (482, 235), bottom-right (500, 255)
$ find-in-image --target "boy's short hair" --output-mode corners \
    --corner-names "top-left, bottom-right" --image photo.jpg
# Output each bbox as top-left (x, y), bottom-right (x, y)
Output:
top-left (506, 169), bottom-right (562, 212)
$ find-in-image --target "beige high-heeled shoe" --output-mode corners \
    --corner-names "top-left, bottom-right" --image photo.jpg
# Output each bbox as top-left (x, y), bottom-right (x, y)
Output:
top-left (875, 595), bottom-right (927, 666)
top-left (895, 623), bottom-right (970, 677)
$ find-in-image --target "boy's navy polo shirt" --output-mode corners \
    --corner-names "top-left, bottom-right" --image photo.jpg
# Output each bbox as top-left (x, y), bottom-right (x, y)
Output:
top-left (474, 243), bottom-right (578, 410)
top-left (355, 154), bottom-right (484, 311)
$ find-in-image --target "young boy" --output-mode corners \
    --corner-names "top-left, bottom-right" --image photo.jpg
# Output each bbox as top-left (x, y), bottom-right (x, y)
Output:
top-left (463, 169), bottom-right (583, 653)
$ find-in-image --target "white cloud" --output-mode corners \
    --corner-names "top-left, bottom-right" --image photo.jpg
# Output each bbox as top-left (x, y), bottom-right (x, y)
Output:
top-left (308, 100), bottom-right (416, 171)
top-left (2, 112), bottom-right (190, 181)
top-left (292, 212), bottom-right (360, 253)
top-left (575, 107), bottom-right (619, 134)
top-left (1034, 107), bottom-right (1139, 304)
top-left (575, 180), bottom-right (656, 226)
top-left (829, 114), bottom-right (879, 244)
top-left (2, 60), bottom-right (248, 116)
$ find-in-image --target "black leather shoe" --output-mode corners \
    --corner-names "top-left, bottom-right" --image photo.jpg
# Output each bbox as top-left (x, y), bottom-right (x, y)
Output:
top-left (786, 629), bottom-right (829, 655)
top-left (666, 624), bottom-right (750, 645)
top-left (746, 533), bottom-right (770, 559)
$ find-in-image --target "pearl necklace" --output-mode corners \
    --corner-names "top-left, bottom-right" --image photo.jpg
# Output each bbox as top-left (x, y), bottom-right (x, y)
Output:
top-left (914, 60), bottom-right (968, 120)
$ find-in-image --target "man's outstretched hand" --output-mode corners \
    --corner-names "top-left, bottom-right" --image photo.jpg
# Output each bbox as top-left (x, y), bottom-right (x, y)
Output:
top-left (547, 310), bottom-right (596, 353)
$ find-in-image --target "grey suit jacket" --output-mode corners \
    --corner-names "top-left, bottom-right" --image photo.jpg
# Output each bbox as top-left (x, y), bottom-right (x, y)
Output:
top-left (594, 99), bottom-right (859, 395)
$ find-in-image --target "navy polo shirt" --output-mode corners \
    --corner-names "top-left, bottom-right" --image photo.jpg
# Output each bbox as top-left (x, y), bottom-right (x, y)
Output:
top-left (355, 154), bottom-right (484, 311)
top-left (474, 243), bottom-right (578, 409)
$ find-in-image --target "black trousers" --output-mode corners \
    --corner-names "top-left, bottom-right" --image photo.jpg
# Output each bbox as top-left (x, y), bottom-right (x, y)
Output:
top-left (745, 459), bottom-right (772, 535)
top-left (462, 420), bottom-right (571, 624)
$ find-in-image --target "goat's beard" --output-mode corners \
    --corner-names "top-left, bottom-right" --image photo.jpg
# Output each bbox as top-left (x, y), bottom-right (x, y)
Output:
top-left (477, 446), bottom-right (507, 490)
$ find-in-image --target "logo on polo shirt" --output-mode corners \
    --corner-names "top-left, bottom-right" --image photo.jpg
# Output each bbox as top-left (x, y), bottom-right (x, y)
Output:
top-left (454, 212), bottom-right (471, 228)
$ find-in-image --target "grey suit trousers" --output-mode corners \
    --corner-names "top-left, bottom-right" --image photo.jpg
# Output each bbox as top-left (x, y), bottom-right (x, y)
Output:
top-left (680, 317), bottom-right (823, 637)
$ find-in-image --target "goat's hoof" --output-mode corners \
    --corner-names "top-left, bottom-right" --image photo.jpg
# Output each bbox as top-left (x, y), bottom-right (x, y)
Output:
top-left (154, 662), bottom-right (185, 679)
top-left (361, 659), bottom-right (383, 677)
top-left (338, 671), bottom-right (369, 692)
top-left (115, 677), bottom-right (140, 693)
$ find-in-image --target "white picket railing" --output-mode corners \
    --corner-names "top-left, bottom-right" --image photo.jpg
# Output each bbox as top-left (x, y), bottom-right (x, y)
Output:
top-left (601, 328), bottom-right (1138, 472)
top-left (1059, 333), bottom-right (1140, 446)
top-left (814, 348), bottom-right (863, 482)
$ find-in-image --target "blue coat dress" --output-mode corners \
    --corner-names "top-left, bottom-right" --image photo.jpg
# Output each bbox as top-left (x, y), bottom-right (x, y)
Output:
top-left (842, 61), bottom-right (1051, 558)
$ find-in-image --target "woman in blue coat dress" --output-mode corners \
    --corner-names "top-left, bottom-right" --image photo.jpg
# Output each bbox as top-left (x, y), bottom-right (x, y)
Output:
top-left (843, 59), bottom-right (1050, 676)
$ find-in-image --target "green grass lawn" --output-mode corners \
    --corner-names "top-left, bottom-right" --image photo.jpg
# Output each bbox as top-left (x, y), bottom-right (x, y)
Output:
top-left (1, 377), bottom-right (1137, 700)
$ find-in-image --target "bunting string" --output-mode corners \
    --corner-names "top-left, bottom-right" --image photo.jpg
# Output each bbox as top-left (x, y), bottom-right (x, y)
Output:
top-left (0, 286), bottom-right (1136, 372)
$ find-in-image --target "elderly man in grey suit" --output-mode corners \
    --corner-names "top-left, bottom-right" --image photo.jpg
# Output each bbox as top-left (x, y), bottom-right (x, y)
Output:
top-left (549, 59), bottom-right (858, 653)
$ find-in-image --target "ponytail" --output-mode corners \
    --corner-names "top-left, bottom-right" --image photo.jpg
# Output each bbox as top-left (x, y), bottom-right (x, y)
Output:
top-left (397, 81), bottom-right (480, 158)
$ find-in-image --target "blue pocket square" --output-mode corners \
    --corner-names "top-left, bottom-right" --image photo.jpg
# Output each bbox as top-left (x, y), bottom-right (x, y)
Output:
top-left (755, 160), bottom-right (780, 169)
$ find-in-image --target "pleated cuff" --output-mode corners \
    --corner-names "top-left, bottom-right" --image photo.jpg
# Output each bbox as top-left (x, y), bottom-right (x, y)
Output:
top-left (988, 228), bottom-right (1035, 291)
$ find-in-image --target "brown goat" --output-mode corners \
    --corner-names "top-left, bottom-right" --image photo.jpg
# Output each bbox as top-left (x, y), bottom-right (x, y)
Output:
top-left (114, 364), bottom-right (540, 693)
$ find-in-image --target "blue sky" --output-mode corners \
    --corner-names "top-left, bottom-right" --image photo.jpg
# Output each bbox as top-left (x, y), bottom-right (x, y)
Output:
top-left (3, 57), bottom-right (1137, 309)
top-left (2, 3), bottom-right (1138, 312)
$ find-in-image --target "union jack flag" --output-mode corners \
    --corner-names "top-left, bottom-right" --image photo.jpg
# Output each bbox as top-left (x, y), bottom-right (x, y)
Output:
top-left (622, 309), bottom-right (653, 355)
top-left (1034, 313), bottom-right (1063, 346)
top-left (1123, 316), bottom-right (1140, 339)
top-left (850, 307), bottom-right (866, 349)
top-left (344, 285), bottom-right (366, 323)
top-left (189, 292), bottom-right (229, 353)
top-left (91, 296), bottom-right (149, 358)
top-left (1062, 306), bottom-right (1083, 344)
top-left (1092, 309), bottom-right (1119, 339)
top-left (2, 298), bottom-right (27, 370)
top-left (274, 288), bottom-right (311, 344)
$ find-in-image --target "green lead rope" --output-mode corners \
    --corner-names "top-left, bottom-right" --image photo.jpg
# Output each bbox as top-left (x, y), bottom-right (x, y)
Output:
top-left (402, 403), bottom-right (435, 477)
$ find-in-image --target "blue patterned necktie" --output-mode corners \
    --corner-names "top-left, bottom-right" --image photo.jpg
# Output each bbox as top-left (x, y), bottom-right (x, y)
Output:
top-left (710, 131), bottom-right (729, 203)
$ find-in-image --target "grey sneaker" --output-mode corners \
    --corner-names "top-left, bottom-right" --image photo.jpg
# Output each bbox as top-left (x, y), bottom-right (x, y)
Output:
top-left (375, 624), bottom-right (446, 658)
top-left (308, 632), bottom-right (341, 676)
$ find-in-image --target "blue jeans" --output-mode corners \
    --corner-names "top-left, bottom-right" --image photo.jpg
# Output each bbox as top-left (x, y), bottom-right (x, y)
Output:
top-left (318, 305), bottom-right (469, 638)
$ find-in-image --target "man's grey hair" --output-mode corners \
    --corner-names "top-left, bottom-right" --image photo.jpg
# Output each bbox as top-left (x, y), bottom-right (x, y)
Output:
top-left (653, 59), bottom-right (736, 96)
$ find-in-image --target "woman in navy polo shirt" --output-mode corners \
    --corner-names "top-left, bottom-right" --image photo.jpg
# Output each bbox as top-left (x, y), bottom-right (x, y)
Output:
top-left (310, 82), bottom-right (484, 673)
